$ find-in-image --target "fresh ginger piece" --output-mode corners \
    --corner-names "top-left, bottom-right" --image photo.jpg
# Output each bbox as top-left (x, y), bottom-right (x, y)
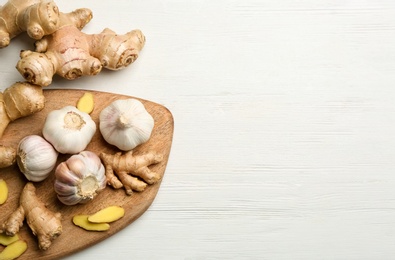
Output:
top-left (0, 0), bottom-right (93, 48)
top-left (73, 215), bottom-right (110, 231)
top-left (0, 240), bottom-right (27, 260)
top-left (2, 82), bottom-right (45, 121)
top-left (88, 206), bottom-right (125, 223)
top-left (0, 82), bottom-right (45, 139)
top-left (16, 26), bottom-right (145, 87)
top-left (100, 151), bottom-right (163, 195)
top-left (0, 146), bottom-right (16, 168)
top-left (0, 183), bottom-right (62, 251)
top-left (0, 233), bottom-right (19, 246)
top-left (0, 180), bottom-right (8, 205)
top-left (77, 92), bottom-right (94, 114)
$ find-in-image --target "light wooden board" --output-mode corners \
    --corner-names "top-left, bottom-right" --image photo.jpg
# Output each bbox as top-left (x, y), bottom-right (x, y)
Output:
top-left (0, 89), bottom-right (174, 259)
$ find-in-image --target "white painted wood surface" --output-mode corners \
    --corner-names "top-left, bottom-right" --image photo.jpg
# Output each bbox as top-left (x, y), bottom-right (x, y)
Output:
top-left (1, 0), bottom-right (395, 259)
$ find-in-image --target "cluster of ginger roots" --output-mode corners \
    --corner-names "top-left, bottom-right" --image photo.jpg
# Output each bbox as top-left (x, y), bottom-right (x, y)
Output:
top-left (0, 0), bottom-right (146, 137)
top-left (0, 0), bottom-right (163, 252)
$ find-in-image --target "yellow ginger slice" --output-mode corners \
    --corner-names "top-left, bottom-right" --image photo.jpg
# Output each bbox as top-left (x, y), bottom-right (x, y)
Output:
top-left (0, 179), bottom-right (8, 205)
top-left (0, 240), bottom-right (27, 260)
top-left (0, 233), bottom-right (19, 246)
top-left (73, 215), bottom-right (110, 231)
top-left (88, 206), bottom-right (125, 223)
top-left (77, 92), bottom-right (94, 114)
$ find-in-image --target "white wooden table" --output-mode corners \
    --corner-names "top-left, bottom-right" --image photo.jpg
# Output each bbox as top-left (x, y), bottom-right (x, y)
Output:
top-left (1, 0), bottom-right (395, 259)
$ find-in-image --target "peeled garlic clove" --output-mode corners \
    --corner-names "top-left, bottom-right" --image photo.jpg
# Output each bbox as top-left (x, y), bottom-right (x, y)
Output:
top-left (99, 98), bottom-right (154, 151)
top-left (54, 151), bottom-right (106, 205)
top-left (16, 135), bottom-right (58, 182)
top-left (54, 163), bottom-right (81, 186)
top-left (42, 106), bottom-right (96, 154)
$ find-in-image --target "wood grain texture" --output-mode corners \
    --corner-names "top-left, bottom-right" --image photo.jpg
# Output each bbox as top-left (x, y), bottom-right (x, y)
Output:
top-left (0, 89), bottom-right (173, 259)
top-left (61, 1), bottom-right (395, 259)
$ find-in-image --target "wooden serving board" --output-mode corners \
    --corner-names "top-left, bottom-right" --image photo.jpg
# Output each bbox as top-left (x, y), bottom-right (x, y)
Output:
top-left (0, 89), bottom-right (174, 259)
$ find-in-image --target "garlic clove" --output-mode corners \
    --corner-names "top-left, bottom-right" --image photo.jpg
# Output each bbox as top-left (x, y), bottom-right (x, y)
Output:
top-left (54, 163), bottom-right (81, 186)
top-left (54, 181), bottom-right (78, 196)
top-left (65, 155), bottom-right (87, 179)
top-left (57, 193), bottom-right (84, 206)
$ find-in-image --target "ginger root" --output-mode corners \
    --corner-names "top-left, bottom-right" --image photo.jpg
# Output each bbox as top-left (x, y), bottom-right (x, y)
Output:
top-left (0, 0), bottom-right (92, 48)
top-left (0, 182), bottom-right (62, 251)
top-left (17, 26), bottom-right (145, 87)
top-left (100, 150), bottom-right (163, 195)
top-left (0, 82), bottom-right (45, 138)
top-left (0, 146), bottom-right (16, 168)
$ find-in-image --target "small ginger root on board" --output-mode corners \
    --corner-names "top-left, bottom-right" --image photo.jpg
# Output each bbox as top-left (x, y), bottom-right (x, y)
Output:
top-left (100, 150), bottom-right (163, 195)
top-left (0, 182), bottom-right (62, 251)
top-left (0, 0), bottom-right (92, 48)
top-left (17, 25), bottom-right (146, 87)
top-left (0, 146), bottom-right (16, 168)
top-left (0, 82), bottom-right (45, 138)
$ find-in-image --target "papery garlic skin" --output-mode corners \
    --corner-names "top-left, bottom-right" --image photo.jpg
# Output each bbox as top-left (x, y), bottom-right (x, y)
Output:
top-left (54, 151), bottom-right (106, 205)
top-left (43, 106), bottom-right (96, 154)
top-left (99, 99), bottom-right (154, 151)
top-left (17, 135), bottom-right (58, 182)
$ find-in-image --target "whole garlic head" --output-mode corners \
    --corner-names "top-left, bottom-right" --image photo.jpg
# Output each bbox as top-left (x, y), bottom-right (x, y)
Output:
top-left (17, 135), bottom-right (58, 182)
top-left (43, 106), bottom-right (96, 154)
top-left (99, 98), bottom-right (154, 151)
top-left (54, 151), bottom-right (106, 205)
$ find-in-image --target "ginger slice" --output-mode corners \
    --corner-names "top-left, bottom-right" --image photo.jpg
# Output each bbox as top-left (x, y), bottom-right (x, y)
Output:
top-left (73, 215), bottom-right (110, 231)
top-left (88, 206), bottom-right (125, 223)
top-left (0, 240), bottom-right (27, 260)
top-left (0, 233), bottom-right (19, 246)
top-left (73, 206), bottom-right (125, 232)
top-left (77, 92), bottom-right (94, 114)
top-left (0, 180), bottom-right (8, 205)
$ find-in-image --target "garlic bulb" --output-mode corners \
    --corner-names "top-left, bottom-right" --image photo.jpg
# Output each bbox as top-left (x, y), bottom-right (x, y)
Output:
top-left (16, 135), bottom-right (58, 182)
top-left (43, 106), bottom-right (96, 154)
top-left (99, 99), bottom-right (154, 151)
top-left (54, 151), bottom-right (106, 205)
